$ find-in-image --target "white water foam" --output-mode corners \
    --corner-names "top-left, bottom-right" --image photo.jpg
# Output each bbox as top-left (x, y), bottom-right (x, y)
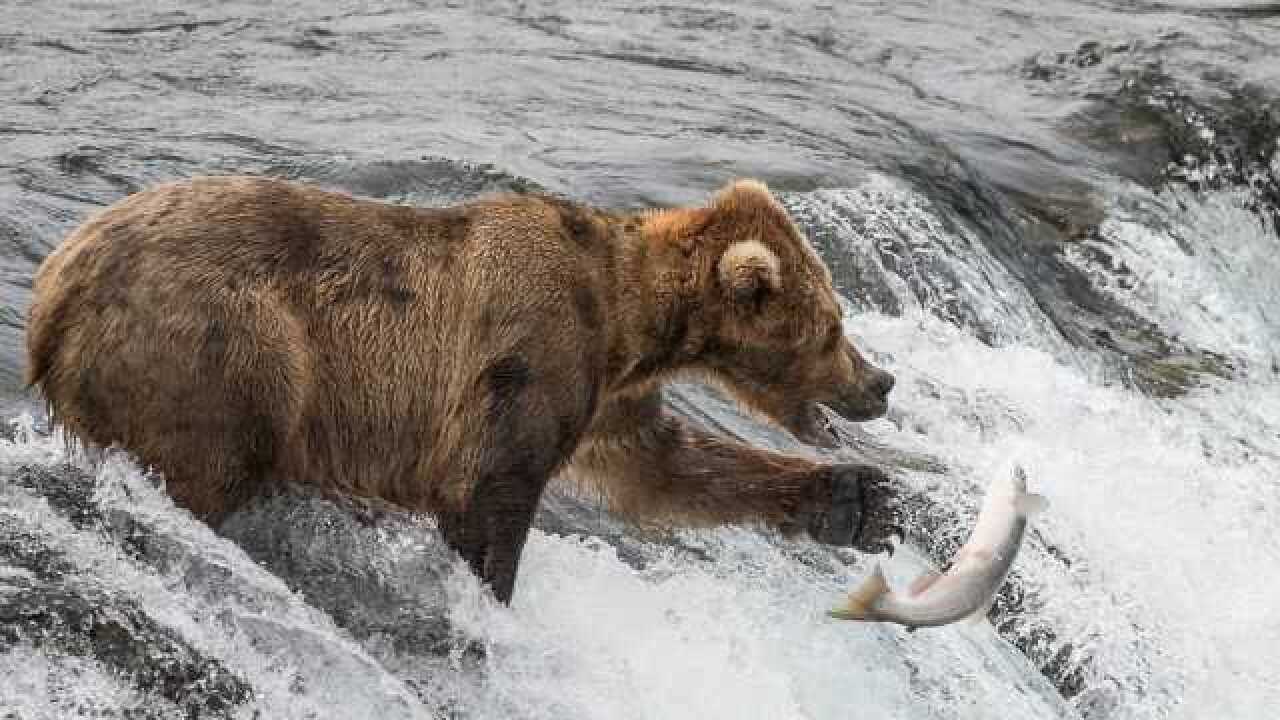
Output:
top-left (0, 645), bottom-right (163, 720)
top-left (786, 174), bottom-right (1077, 359)
top-left (0, 428), bottom-right (435, 720)
top-left (441, 527), bottom-right (1069, 720)
top-left (1065, 184), bottom-right (1280, 370)
top-left (849, 309), bottom-right (1280, 719)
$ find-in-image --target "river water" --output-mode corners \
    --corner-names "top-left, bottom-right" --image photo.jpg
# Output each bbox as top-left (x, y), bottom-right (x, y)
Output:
top-left (0, 1), bottom-right (1277, 718)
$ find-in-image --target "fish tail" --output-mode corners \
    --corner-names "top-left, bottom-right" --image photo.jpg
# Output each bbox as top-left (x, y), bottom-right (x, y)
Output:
top-left (1010, 466), bottom-right (1048, 517)
top-left (1011, 465), bottom-right (1028, 487)
top-left (828, 564), bottom-right (891, 621)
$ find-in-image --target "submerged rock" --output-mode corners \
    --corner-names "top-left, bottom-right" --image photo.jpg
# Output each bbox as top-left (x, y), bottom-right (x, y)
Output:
top-left (2, 466), bottom-right (251, 719)
top-left (0, 454), bottom-right (439, 718)
top-left (218, 485), bottom-right (459, 658)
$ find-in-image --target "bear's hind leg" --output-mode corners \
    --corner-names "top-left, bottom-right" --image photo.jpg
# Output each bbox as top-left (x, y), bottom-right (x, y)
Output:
top-left (166, 405), bottom-right (279, 524)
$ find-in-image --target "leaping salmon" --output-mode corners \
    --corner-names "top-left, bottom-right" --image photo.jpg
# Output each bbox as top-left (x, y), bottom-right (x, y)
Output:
top-left (829, 466), bottom-right (1047, 630)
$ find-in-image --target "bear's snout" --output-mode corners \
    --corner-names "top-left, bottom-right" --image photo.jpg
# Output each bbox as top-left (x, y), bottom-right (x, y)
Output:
top-left (869, 368), bottom-right (895, 400)
top-left (825, 364), bottom-right (894, 423)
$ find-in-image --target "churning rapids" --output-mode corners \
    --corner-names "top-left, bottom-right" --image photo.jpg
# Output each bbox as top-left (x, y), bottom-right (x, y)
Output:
top-left (1, 1), bottom-right (1278, 718)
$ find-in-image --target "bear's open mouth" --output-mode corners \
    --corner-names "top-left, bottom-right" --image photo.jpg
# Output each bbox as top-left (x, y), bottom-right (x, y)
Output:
top-left (784, 403), bottom-right (841, 448)
top-left (786, 400), bottom-right (888, 448)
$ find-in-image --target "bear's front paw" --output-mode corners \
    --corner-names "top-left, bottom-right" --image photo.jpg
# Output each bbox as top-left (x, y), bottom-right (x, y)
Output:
top-left (806, 464), bottom-right (903, 554)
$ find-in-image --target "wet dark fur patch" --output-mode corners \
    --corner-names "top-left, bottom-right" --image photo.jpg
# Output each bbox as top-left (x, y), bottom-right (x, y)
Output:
top-left (571, 285), bottom-right (601, 330)
top-left (477, 306), bottom-right (497, 339)
top-left (236, 407), bottom-right (278, 502)
top-left (382, 286), bottom-right (415, 304)
top-left (331, 253), bottom-right (418, 306)
top-left (412, 206), bottom-right (471, 263)
top-left (545, 196), bottom-right (597, 249)
top-left (380, 257), bottom-right (416, 305)
top-left (485, 355), bottom-right (532, 424)
top-left (200, 319), bottom-right (228, 367)
top-left (629, 311), bottom-right (689, 378)
top-left (74, 366), bottom-right (106, 430)
top-left (555, 412), bottom-right (585, 457)
top-left (267, 201), bottom-right (323, 276)
top-left (86, 239), bottom-right (137, 310)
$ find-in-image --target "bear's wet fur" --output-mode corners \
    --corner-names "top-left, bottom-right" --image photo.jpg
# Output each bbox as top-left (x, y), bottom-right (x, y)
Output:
top-left (27, 175), bottom-right (898, 602)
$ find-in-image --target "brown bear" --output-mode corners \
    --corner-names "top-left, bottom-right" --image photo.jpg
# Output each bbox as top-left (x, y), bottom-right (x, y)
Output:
top-left (26, 175), bottom-right (901, 603)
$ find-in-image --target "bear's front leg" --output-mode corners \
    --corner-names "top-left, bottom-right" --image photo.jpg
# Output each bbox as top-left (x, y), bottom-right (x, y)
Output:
top-left (438, 464), bottom-right (550, 604)
top-left (562, 391), bottom-right (904, 553)
top-left (436, 354), bottom-right (597, 605)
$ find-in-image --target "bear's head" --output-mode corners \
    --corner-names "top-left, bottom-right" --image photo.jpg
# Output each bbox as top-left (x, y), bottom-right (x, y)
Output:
top-left (682, 180), bottom-right (895, 447)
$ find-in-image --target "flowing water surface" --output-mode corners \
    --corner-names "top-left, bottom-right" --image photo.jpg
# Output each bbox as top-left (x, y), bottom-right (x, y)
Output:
top-left (1, 2), bottom-right (1278, 718)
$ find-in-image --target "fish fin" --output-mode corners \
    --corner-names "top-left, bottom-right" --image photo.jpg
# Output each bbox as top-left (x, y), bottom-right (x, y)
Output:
top-left (828, 564), bottom-right (891, 621)
top-left (1015, 493), bottom-right (1049, 517)
top-left (907, 570), bottom-right (941, 597)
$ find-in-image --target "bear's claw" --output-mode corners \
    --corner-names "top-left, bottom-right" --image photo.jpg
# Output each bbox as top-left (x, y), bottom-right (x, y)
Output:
top-left (807, 464), bottom-right (903, 554)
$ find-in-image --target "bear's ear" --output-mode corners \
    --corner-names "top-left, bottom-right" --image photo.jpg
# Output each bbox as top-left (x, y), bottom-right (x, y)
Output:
top-left (712, 179), bottom-right (780, 217)
top-left (718, 240), bottom-right (781, 310)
